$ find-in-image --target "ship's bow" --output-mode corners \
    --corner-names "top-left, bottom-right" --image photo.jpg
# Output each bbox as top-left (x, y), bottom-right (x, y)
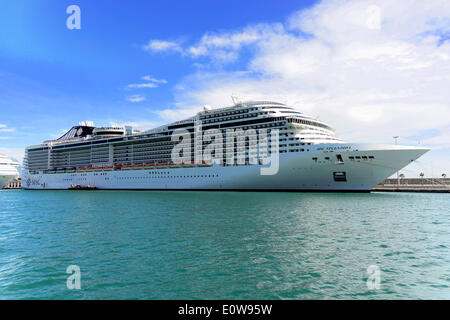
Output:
top-left (347, 144), bottom-right (430, 190)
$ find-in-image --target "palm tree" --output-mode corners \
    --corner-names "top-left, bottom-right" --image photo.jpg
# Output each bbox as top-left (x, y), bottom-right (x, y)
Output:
top-left (399, 173), bottom-right (405, 185)
top-left (420, 172), bottom-right (425, 185)
top-left (442, 173), bottom-right (447, 179)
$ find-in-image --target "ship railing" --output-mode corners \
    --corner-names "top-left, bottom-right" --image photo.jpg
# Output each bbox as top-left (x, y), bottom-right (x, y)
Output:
top-left (76, 166), bottom-right (114, 172)
top-left (113, 161), bottom-right (214, 170)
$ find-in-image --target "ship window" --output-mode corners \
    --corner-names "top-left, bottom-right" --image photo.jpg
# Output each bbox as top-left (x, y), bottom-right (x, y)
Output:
top-left (369, 156), bottom-right (374, 159)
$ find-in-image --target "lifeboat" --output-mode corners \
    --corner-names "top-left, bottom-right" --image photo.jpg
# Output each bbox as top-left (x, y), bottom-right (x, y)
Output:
top-left (198, 161), bottom-right (212, 167)
top-left (169, 162), bottom-right (182, 168)
top-left (182, 162), bottom-right (195, 168)
top-left (120, 164), bottom-right (144, 170)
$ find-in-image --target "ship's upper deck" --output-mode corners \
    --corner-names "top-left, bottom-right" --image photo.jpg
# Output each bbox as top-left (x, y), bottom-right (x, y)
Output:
top-left (27, 100), bottom-right (338, 150)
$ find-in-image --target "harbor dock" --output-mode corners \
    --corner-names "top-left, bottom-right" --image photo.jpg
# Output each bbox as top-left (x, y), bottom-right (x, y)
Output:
top-left (373, 178), bottom-right (450, 193)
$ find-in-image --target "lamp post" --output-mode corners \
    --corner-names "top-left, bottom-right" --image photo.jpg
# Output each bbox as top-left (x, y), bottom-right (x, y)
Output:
top-left (393, 136), bottom-right (399, 184)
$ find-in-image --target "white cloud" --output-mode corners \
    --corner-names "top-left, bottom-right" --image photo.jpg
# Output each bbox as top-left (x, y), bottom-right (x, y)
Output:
top-left (155, 106), bottom-right (202, 122)
top-left (0, 124), bottom-right (16, 133)
top-left (186, 24), bottom-right (283, 62)
top-left (141, 75), bottom-right (168, 84)
top-left (0, 147), bottom-right (24, 163)
top-left (125, 75), bottom-right (168, 91)
top-left (143, 40), bottom-right (182, 53)
top-left (126, 94), bottom-right (146, 103)
top-left (125, 83), bottom-right (158, 90)
top-left (145, 24), bottom-right (284, 63)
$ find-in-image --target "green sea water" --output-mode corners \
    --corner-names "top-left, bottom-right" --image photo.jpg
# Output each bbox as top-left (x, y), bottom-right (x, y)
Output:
top-left (0, 189), bottom-right (448, 299)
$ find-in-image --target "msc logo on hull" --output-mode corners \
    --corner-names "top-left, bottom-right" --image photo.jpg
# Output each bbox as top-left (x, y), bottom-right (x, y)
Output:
top-left (26, 177), bottom-right (42, 187)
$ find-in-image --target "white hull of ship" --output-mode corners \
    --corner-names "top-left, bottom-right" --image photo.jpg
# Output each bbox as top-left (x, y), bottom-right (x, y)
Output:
top-left (22, 144), bottom-right (429, 192)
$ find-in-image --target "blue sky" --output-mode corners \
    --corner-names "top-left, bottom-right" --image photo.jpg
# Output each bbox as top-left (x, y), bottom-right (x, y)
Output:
top-left (0, 0), bottom-right (314, 148)
top-left (1, 0), bottom-right (449, 177)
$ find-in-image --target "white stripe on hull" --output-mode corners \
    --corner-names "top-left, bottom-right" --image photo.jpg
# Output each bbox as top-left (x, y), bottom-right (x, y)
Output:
top-left (22, 144), bottom-right (429, 191)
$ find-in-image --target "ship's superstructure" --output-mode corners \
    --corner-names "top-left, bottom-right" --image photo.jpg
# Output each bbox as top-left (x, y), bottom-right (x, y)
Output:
top-left (22, 101), bottom-right (429, 191)
top-left (0, 154), bottom-right (19, 188)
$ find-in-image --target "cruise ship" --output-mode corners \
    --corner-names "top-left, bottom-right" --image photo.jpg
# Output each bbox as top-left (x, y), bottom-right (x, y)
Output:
top-left (22, 101), bottom-right (429, 191)
top-left (0, 154), bottom-right (19, 188)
